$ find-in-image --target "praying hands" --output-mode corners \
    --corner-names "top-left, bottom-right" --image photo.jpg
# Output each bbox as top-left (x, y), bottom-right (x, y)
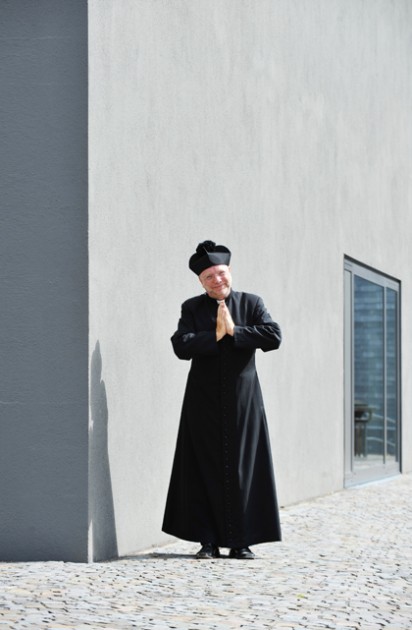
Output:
top-left (216, 300), bottom-right (235, 341)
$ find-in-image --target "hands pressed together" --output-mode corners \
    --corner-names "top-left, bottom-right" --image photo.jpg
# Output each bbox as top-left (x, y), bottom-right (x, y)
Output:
top-left (216, 301), bottom-right (235, 341)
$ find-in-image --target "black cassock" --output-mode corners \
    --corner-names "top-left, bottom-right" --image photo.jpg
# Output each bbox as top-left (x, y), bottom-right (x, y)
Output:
top-left (162, 290), bottom-right (282, 548)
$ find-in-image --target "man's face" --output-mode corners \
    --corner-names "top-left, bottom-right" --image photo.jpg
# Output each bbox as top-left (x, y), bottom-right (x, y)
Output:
top-left (199, 264), bottom-right (232, 300)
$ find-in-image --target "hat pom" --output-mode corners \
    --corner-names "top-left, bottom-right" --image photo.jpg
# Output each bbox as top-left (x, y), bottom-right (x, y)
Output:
top-left (196, 240), bottom-right (216, 255)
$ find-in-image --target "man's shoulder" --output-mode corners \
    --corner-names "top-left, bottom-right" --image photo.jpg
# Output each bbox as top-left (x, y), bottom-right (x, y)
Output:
top-left (182, 294), bottom-right (207, 309)
top-left (231, 290), bottom-right (262, 304)
top-left (181, 291), bottom-right (263, 307)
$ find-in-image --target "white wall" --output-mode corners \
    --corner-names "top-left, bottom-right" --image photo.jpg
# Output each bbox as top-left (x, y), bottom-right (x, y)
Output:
top-left (89, 0), bottom-right (412, 556)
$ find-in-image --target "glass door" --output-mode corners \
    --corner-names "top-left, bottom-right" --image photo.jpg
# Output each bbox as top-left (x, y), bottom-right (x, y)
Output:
top-left (344, 260), bottom-right (400, 486)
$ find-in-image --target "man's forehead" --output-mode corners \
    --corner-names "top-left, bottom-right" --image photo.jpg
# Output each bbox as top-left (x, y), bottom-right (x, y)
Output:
top-left (200, 264), bottom-right (230, 277)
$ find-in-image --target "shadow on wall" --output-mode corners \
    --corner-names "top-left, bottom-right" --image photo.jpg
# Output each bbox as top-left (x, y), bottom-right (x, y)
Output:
top-left (89, 341), bottom-right (118, 561)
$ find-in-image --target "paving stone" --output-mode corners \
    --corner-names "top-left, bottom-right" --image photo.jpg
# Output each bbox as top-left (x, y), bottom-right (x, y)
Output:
top-left (1, 475), bottom-right (412, 628)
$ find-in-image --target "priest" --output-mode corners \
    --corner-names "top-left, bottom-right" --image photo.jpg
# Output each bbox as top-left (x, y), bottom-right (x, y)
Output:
top-left (162, 240), bottom-right (282, 559)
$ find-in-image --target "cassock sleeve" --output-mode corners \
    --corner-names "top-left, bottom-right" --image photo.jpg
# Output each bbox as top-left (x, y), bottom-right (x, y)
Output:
top-left (171, 302), bottom-right (219, 360)
top-left (233, 296), bottom-right (282, 352)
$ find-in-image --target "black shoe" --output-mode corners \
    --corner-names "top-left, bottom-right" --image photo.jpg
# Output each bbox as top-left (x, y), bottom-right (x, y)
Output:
top-left (195, 543), bottom-right (220, 559)
top-left (229, 547), bottom-right (255, 560)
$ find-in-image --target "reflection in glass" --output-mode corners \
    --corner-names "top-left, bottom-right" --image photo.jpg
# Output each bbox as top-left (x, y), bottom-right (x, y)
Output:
top-left (354, 277), bottom-right (384, 467)
top-left (386, 289), bottom-right (398, 462)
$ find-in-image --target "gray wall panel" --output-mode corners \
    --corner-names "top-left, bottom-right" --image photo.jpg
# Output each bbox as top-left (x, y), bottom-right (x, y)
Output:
top-left (0, 0), bottom-right (88, 561)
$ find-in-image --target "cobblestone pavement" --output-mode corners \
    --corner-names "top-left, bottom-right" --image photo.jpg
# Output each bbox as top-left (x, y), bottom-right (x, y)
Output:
top-left (1, 474), bottom-right (411, 629)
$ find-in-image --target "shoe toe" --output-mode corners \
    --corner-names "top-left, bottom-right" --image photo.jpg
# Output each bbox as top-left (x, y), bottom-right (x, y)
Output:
top-left (229, 547), bottom-right (255, 560)
top-left (195, 543), bottom-right (220, 559)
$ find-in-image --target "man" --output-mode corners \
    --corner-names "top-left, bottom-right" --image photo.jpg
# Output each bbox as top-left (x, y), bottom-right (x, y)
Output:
top-left (162, 240), bottom-right (282, 559)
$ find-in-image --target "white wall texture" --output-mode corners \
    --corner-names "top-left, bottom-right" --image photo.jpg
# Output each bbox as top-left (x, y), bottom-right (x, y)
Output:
top-left (88, 0), bottom-right (412, 557)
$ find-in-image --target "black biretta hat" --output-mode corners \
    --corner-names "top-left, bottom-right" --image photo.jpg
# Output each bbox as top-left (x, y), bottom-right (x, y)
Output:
top-left (189, 240), bottom-right (231, 275)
